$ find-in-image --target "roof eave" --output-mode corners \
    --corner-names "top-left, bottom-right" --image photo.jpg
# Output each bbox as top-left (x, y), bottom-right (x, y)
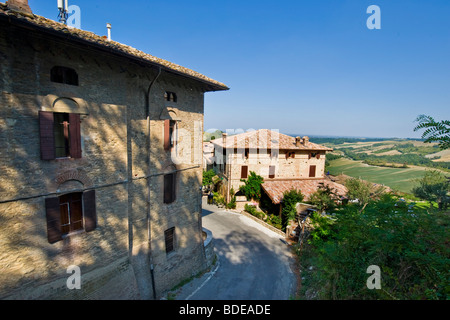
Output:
top-left (0, 11), bottom-right (229, 92)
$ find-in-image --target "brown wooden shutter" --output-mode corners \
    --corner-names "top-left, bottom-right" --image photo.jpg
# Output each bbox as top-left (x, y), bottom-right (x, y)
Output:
top-left (83, 190), bottom-right (97, 232)
top-left (164, 227), bottom-right (175, 253)
top-left (316, 153), bottom-right (320, 159)
top-left (45, 197), bottom-right (62, 244)
top-left (309, 165), bottom-right (316, 178)
top-left (164, 119), bottom-right (171, 151)
top-left (39, 111), bottom-right (55, 160)
top-left (241, 166), bottom-right (248, 179)
top-left (69, 113), bottom-right (82, 159)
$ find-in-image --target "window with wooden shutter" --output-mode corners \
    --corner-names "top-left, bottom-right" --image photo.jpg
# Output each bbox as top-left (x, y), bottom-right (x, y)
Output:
top-left (164, 173), bottom-right (176, 204)
top-left (164, 120), bottom-right (176, 151)
top-left (241, 165), bottom-right (248, 179)
top-left (69, 113), bottom-right (82, 159)
top-left (40, 111), bottom-right (82, 160)
top-left (286, 151), bottom-right (295, 159)
top-left (45, 190), bottom-right (96, 243)
top-left (164, 227), bottom-right (176, 254)
top-left (309, 165), bottom-right (316, 178)
top-left (59, 193), bottom-right (83, 234)
top-left (39, 111), bottom-right (56, 160)
top-left (45, 197), bottom-right (62, 243)
top-left (54, 112), bottom-right (69, 158)
top-left (309, 152), bottom-right (320, 159)
top-left (269, 166), bottom-right (275, 179)
top-left (83, 190), bottom-right (97, 232)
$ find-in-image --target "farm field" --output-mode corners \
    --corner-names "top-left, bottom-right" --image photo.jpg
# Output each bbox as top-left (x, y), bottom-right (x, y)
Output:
top-left (327, 158), bottom-right (433, 194)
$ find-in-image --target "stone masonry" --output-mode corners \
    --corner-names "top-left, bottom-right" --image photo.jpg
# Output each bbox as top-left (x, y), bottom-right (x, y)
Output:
top-left (0, 1), bottom-right (228, 300)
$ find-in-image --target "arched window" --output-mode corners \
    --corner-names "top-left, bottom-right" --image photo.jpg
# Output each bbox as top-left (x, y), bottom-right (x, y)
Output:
top-left (51, 66), bottom-right (79, 86)
top-left (164, 91), bottom-right (177, 102)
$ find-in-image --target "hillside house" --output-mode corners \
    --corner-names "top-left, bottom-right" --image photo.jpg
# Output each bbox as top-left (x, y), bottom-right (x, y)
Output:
top-left (0, 0), bottom-right (228, 299)
top-left (210, 129), bottom-right (347, 207)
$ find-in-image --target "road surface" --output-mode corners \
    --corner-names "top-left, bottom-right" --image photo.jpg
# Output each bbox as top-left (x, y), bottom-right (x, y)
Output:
top-left (172, 198), bottom-right (298, 300)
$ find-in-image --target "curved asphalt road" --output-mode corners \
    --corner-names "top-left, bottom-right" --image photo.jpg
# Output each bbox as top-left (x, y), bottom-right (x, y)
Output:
top-left (173, 198), bottom-right (297, 300)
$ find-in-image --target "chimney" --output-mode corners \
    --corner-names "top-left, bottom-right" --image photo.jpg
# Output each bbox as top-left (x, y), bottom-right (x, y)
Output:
top-left (106, 23), bottom-right (112, 41)
top-left (302, 136), bottom-right (309, 146)
top-left (295, 136), bottom-right (301, 147)
top-left (6, 0), bottom-right (32, 15)
top-left (222, 133), bottom-right (227, 148)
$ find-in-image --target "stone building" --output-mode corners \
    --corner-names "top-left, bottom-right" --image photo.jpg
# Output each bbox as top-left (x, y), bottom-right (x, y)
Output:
top-left (210, 129), bottom-right (346, 206)
top-left (0, 0), bottom-right (228, 299)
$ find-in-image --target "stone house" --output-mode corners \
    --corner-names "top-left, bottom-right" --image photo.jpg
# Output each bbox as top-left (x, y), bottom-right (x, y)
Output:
top-left (0, 0), bottom-right (228, 299)
top-left (210, 129), bottom-right (347, 208)
top-left (202, 142), bottom-right (215, 172)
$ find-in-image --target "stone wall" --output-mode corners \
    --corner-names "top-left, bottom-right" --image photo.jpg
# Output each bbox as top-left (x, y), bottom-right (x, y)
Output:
top-left (202, 228), bottom-right (216, 269)
top-left (0, 20), bottom-right (210, 299)
top-left (224, 150), bottom-right (327, 198)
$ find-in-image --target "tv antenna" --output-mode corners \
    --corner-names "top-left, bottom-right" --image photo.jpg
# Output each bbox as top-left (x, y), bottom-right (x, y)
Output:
top-left (57, 0), bottom-right (69, 24)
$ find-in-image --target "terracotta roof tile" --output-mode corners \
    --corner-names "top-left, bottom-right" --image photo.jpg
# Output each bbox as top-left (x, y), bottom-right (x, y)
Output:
top-left (262, 179), bottom-right (348, 204)
top-left (0, 3), bottom-right (228, 91)
top-left (211, 129), bottom-right (333, 151)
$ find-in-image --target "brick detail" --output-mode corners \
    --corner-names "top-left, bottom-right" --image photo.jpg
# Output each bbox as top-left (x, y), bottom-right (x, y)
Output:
top-left (55, 169), bottom-right (92, 188)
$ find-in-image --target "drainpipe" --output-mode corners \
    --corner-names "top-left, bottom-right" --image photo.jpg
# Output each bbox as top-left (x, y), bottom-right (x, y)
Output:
top-left (146, 66), bottom-right (162, 300)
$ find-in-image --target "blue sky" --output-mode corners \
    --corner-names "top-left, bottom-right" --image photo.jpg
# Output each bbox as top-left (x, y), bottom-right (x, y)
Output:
top-left (29, 0), bottom-right (449, 138)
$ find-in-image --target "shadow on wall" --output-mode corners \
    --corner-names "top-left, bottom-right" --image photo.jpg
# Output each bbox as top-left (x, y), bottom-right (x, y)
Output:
top-left (0, 89), bottom-right (204, 300)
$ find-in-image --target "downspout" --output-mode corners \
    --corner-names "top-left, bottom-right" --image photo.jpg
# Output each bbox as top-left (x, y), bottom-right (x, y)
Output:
top-left (146, 66), bottom-right (162, 300)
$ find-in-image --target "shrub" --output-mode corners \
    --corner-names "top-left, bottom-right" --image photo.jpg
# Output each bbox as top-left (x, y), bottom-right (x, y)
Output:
top-left (281, 189), bottom-right (304, 230)
top-left (266, 214), bottom-right (283, 230)
top-left (239, 171), bottom-right (264, 201)
top-left (213, 192), bottom-right (225, 206)
top-left (244, 203), bottom-right (257, 215)
top-left (244, 204), bottom-right (266, 220)
top-left (301, 194), bottom-right (450, 300)
top-left (202, 169), bottom-right (216, 186)
top-left (227, 188), bottom-right (237, 209)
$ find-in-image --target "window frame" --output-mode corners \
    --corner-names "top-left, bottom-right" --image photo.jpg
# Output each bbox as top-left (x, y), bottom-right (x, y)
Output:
top-left (269, 165), bottom-right (276, 179)
top-left (164, 227), bottom-right (176, 254)
top-left (309, 165), bottom-right (317, 178)
top-left (286, 151), bottom-right (295, 159)
top-left (50, 66), bottom-right (79, 86)
top-left (45, 190), bottom-right (97, 244)
top-left (164, 91), bottom-right (177, 103)
top-left (163, 172), bottom-right (176, 204)
top-left (59, 192), bottom-right (84, 235)
top-left (241, 165), bottom-right (249, 179)
top-left (39, 111), bottom-right (82, 160)
top-left (164, 119), bottom-right (177, 151)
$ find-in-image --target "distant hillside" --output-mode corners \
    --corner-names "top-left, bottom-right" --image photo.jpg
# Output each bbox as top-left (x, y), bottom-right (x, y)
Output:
top-left (328, 139), bottom-right (449, 171)
top-left (203, 129), bottom-right (223, 142)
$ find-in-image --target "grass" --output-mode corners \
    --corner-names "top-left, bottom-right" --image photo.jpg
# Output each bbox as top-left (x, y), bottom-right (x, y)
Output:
top-left (327, 158), bottom-right (435, 194)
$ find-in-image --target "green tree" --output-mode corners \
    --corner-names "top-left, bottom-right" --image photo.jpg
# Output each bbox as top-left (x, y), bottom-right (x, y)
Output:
top-left (281, 189), bottom-right (304, 230)
top-left (303, 194), bottom-right (450, 300)
top-left (202, 169), bottom-right (216, 186)
top-left (239, 171), bottom-right (264, 201)
top-left (412, 170), bottom-right (450, 211)
top-left (309, 184), bottom-right (341, 213)
top-left (414, 114), bottom-right (450, 150)
top-left (344, 177), bottom-right (385, 211)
